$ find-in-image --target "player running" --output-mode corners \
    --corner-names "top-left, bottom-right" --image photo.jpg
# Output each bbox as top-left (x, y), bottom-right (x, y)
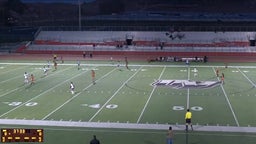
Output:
top-left (221, 73), bottom-right (225, 84)
top-left (53, 60), bottom-right (57, 70)
top-left (125, 56), bottom-right (129, 70)
top-left (47, 60), bottom-right (50, 68)
top-left (24, 72), bottom-right (29, 84)
top-left (70, 82), bottom-right (75, 94)
top-left (91, 69), bottom-right (96, 85)
top-left (43, 66), bottom-right (48, 76)
top-left (30, 74), bottom-right (35, 85)
top-left (77, 60), bottom-right (80, 70)
top-left (216, 68), bottom-right (219, 77)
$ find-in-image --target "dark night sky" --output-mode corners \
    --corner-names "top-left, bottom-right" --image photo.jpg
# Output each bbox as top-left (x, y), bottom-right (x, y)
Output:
top-left (21, 0), bottom-right (96, 3)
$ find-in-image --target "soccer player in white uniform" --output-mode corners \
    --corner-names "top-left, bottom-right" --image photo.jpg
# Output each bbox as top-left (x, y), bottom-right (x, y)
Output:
top-left (43, 66), bottom-right (48, 76)
top-left (24, 72), bottom-right (29, 84)
top-left (193, 68), bottom-right (198, 77)
top-left (70, 82), bottom-right (75, 94)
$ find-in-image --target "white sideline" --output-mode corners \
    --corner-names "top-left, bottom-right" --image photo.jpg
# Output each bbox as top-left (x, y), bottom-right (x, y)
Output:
top-left (2, 62), bottom-right (256, 69)
top-left (0, 119), bottom-right (256, 133)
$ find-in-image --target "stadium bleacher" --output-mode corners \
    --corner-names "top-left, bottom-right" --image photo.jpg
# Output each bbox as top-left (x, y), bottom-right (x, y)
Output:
top-left (16, 30), bottom-right (256, 62)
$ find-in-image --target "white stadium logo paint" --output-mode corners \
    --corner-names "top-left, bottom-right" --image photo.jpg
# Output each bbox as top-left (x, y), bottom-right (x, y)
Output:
top-left (152, 80), bottom-right (221, 89)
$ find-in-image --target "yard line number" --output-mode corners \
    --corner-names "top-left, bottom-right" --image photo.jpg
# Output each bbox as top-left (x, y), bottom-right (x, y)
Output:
top-left (173, 106), bottom-right (203, 111)
top-left (6, 102), bottom-right (38, 107)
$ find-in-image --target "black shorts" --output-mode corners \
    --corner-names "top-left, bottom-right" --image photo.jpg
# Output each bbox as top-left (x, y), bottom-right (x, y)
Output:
top-left (186, 119), bottom-right (191, 124)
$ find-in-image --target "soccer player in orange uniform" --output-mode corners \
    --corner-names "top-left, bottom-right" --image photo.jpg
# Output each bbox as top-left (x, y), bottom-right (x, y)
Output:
top-left (91, 69), bottom-right (96, 85)
top-left (221, 73), bottom-right (225, 84)
top-left (30, 74), bottom-right (35, 85)
top-left (216, 68), bottom-right (219, 77)
top-left (125, 56), bottom-right (129, 70)
top-left (53, 60), bottom-right (57, 70)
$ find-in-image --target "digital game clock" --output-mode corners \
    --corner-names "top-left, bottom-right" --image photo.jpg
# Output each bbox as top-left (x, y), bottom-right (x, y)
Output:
top-left (1, 128), bottom-right (43, 142)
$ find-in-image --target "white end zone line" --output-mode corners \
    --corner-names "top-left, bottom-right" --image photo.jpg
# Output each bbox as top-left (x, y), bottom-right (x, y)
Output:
top-left (3, 62), bottom-right (256, 69)
top-left (212, 67), bottom-right (240, 127)
top-left (0, 119), bottom-right (256, 133)
top-left (136, 66), bottom-right (166, 123)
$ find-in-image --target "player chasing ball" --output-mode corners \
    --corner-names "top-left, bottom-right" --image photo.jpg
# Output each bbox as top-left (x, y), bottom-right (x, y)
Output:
top-left (70, 82), bottom-right (75, 94)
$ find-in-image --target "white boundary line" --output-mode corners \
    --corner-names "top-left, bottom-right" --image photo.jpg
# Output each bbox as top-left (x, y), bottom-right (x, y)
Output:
top-left (42, 67), bottom-right (117, 120)
top-left (237, 68), bottom-right (256, 87)
top-left (3, 62), bottom-right (256, 68)
top-left (136, 66), bottom-right (166, 123)
top-left (0, 119), bottom-right (256, 133)
top-left (89, 67), bottom-right (142, 122)
top-left (212, 67), bottom-right (240, 127)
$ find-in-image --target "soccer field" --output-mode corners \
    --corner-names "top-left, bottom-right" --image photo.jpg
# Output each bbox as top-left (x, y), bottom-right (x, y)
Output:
top-left (0, 60), bottom-right (256, 143)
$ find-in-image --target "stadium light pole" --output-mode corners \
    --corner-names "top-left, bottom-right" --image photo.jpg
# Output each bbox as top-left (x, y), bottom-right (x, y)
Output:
top-left (78, 0), bottom-right (82, 31)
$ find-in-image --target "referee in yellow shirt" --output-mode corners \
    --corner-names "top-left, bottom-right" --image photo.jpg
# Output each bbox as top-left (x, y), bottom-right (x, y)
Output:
top-left (185, 109), bottom-right (193, 132)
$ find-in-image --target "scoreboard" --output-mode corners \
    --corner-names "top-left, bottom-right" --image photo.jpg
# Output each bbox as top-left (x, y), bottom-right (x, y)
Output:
top-left (1, 129), bottom-right (43, 142)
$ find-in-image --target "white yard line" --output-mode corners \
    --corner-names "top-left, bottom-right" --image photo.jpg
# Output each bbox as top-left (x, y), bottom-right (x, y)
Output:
top-left (187, 66), bottom-right (190, 109)
top-left (0, 66), bottom-right (83, 118)
top-left (219, 85), bottom-right (240, 127)
top-left (42, 67), bottom-right (117, 120)
top-left (187, 89), bottom-right (190, 109)
top-left (89, 67), bottom-right (142, 122)
top-left (136, 66), bottom-right (166, 123)
top-left (0, 65), bottom-right (30, 75)
top-left (212, 67), bottom-right (240, 127)
top-left (237, 68), bottom-right (256, 87)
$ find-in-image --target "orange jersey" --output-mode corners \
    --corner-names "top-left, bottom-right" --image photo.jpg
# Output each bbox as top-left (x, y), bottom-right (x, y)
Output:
top-left (31, 75), bottom-right (35, 82)
top-left (91, 70), bottom-right (95, 77)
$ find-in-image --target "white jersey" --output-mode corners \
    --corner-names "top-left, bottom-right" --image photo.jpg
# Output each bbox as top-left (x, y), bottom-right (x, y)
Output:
top-left (24, 73), bottom-right (28, 79)
top-left (43, 67), bottom-right (47, 72)
top-left (70, 83), bottom-right (75, 89)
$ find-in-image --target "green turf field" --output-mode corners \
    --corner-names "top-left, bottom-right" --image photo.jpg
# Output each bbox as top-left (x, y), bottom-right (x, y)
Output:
top-left (0, 60), bottom-right (256, 144)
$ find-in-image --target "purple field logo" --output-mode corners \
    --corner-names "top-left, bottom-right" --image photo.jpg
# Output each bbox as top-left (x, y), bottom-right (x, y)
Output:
top-left (152, 80), bottom-right (221, 89)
